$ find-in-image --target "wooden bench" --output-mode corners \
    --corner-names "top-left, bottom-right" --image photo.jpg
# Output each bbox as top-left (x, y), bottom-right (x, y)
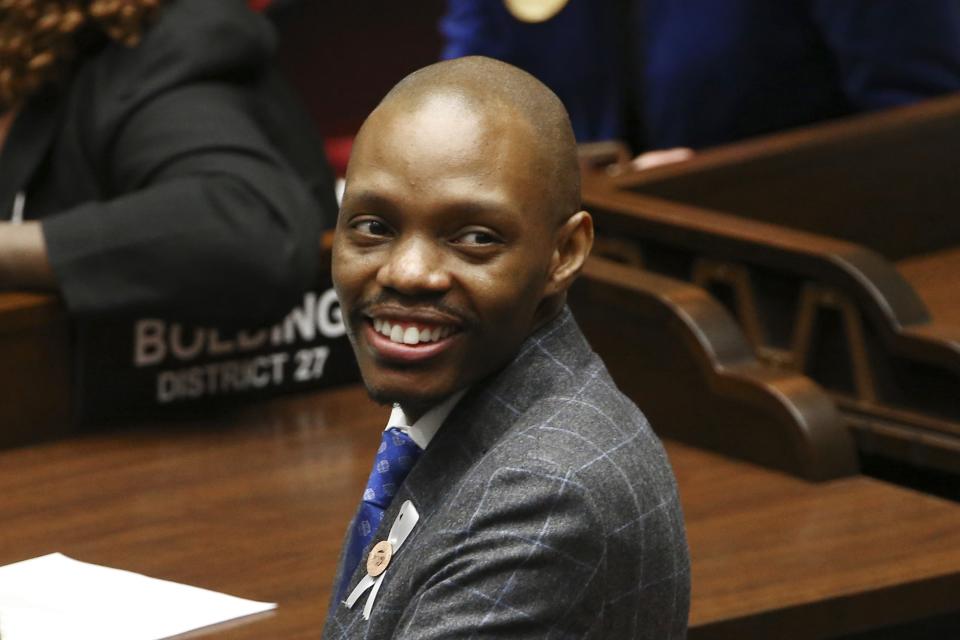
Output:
top-left (582, 94), bottom-right (960, 477)
top-left (570, 257), bottom-right (856, 480)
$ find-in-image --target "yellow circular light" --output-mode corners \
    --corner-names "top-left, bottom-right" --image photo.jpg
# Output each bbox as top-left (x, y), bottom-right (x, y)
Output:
top-left (504, 0), bottom-right (570, 23)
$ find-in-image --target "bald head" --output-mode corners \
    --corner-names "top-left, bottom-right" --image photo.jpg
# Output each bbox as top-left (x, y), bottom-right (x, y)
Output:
top-left (358, 56), bottom-right (581, 222)
top-left (335, 57), bottom-right (594, 412)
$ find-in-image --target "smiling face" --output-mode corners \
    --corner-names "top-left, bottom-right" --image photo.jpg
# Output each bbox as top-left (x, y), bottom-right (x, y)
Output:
top-left (333, 92), bottom-right (573, 417)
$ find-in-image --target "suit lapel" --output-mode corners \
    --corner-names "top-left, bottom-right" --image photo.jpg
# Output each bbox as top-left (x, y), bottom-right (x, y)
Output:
top-left (334, 310), bottom-right (589, 580)
top-left (325, 308), bottom-right (593, 632)
top-left (394, 308), bottom-right (595, 527)
top-left (0, 91), bottom-right (62, 220)
top-left (327, 399), bottom-right (481, 621)
top-left (327, 387), bottom-right (508, 633)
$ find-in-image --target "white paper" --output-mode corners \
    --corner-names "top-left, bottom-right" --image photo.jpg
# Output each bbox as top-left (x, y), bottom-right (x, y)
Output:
top-left (0, 553), bottom-right (275, 640)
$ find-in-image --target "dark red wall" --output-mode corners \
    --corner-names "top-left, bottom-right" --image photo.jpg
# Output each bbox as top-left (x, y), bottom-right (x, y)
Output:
top-left (271, 2), bottom-right (447, 139)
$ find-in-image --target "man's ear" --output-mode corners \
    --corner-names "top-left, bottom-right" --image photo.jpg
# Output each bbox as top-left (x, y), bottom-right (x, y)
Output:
top-left (546, 210), bottom-right (593, 295)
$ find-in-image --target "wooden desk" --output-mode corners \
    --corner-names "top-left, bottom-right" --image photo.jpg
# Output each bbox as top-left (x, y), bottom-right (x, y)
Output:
top-left (583, 96), bottom-right (960, 476)
top-left (0, 386), bottom-right (381, 639)
top-left (1, 385), bottom-right (959, 639)
top-left (0, 276), bottom-right (358, 449)
top-left (678, 442), bottom-right (960, 639)
top-left (897, 246), bottom-right (960, 329)
top-left (0, 292), bottom-right (72, 447)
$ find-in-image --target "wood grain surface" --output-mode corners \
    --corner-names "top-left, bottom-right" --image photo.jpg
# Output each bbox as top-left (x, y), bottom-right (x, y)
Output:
top-left (677, 441), bottom-right (960, 638)
top-left (610, 93), bottom-right (960, 262)
top-left (897, 246), bottom-right (960, 329)
top-left (0, 292), bottom-right (72, 447)
top-left (0, 385), bottom-right (383, 640)
top-left (1, 385), bottom-right (959, 638)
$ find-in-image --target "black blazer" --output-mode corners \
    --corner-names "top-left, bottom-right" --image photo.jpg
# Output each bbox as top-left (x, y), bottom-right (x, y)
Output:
top-left (0, 0), bottom-right (337, 324)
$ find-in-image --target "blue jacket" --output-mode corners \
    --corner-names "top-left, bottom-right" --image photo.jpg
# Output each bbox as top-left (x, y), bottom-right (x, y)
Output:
top-left (442, 0), bottom-right (960, 149)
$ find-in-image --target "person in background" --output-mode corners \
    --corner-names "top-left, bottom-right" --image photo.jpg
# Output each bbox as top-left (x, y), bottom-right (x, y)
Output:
top-left (0, 0), bottom-right (337, 324)
top-left (442, 0), bottom-right (960, 164)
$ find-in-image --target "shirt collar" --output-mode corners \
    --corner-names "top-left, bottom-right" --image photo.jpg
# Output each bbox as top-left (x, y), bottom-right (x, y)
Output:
top-left (384, 389), bottom-right (467, 450)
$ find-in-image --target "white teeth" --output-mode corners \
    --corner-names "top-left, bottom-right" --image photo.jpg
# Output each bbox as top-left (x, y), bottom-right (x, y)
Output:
top-left (374, 319), bottom-right (454, 344)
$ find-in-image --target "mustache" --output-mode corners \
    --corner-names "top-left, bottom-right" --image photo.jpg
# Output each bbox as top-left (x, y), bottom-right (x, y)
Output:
top-left (352, 292), bottom-right (477, 326)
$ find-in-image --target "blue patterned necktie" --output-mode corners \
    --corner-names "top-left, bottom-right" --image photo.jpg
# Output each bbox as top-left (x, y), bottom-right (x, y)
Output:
top-left (338, 426), bottom-right (423, 600)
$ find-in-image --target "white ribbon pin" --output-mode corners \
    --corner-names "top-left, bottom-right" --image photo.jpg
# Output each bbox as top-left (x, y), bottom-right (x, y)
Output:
top-left (344, 500), bottom-right (420, 620)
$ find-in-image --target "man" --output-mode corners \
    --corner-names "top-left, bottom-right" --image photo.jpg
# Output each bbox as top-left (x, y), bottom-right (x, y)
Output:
top-left (325, 56), bottom-right (689, 639)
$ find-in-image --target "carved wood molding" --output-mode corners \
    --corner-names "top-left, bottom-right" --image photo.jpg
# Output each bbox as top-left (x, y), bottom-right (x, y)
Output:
top-left (572, 257), bottom-right (858, 480)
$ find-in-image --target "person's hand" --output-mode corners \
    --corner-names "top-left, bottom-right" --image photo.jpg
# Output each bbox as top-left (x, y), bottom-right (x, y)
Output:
top-left (578, 142), bottom-right (694, 176)
top-left (630, 147), bottom-right (694, 170)
top-left (0, 222), bottom-right (56, 290)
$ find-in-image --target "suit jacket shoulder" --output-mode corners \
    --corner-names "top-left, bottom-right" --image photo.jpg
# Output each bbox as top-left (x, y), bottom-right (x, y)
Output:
top-left (325, 308), bottom-right (690, 639)
top-left (8, 0), bottom-right (335, 322)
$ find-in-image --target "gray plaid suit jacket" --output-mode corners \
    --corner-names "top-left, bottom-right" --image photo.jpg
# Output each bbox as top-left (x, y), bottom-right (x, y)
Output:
top-left (323, 307), bottom-right (690, 639)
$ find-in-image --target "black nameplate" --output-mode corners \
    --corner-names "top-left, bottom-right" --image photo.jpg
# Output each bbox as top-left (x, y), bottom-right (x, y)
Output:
top-left (75, 280), bottom-right (359, 421)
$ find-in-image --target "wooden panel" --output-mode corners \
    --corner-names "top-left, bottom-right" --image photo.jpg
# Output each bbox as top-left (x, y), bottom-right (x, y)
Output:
top-left (0, 292), bottom-right (73, 447)
top-left (570, 258), bottom-right (856, 480)
top-left (582, 97), bottom-right (960, 476)
top-left (897, 246), bottom-right (960, 328)
top-left (0, 385), bottom-right (958, 638)
top-left (675, 439), bottom-right (960, 639)
top-left (615, 94), bottom-right (960, 261)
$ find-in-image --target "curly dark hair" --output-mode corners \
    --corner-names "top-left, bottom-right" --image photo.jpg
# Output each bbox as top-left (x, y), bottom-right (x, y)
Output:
top-left (0, 0), bottom-right (164, 111)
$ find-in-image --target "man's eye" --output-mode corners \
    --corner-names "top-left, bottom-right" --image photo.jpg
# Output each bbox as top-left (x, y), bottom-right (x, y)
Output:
top-left (353, 219), bottom-right (391, 236)
top-left (453, 230), bottom-right (500, 246)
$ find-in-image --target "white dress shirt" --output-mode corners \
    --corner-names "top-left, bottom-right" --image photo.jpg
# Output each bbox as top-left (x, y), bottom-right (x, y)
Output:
top-left (384, 390), bottom-right (467, 450)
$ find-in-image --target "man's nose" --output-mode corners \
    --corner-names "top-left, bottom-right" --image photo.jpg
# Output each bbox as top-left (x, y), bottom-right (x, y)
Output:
top-left (376, 236), bottom-right (452, 294)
